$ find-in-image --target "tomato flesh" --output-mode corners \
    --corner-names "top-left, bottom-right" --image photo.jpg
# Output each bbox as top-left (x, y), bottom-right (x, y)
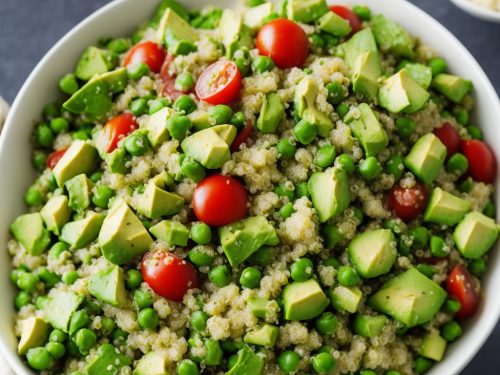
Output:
top-left (231, 121), bottom-right (254, 152)
top-left (446, 264), bottom-right (480, 319)
top-left (47, 148), bottom-right (68, 169)
top-left (99, 113), bottom-right (138, 154)
top-left (159, 54), bottom-right (184, 100)
top-left (123, 41), bottom-right (166, 73)
top-left (433, 122), bottom-right (460, 157)
top-left (388, 182), bottom-right (429, 222)
top-left (329, 5), bottom-right (362, 34)
top-left (460, 139), bottom-right (497, 184)
top-left (141, 251), bottom-right (199, 302)
top-left (196, 61), bottom-right (242, 105)
top-left (193, 174), bottom-right (249, 227)
top-left (256, 18), bottom-right (309, 69)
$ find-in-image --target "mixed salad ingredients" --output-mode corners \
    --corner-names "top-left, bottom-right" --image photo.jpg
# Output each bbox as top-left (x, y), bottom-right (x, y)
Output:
top-left (9, 0), bottom-right (499, 374)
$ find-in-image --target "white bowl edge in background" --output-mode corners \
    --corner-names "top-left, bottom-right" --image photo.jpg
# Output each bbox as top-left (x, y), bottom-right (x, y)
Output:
top-left (0, 0), bottom-right (499, 374)
top-left (449, 0), bottom-right (500, 23)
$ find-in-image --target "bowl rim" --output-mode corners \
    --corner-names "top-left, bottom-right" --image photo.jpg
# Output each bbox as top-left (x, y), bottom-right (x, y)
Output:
top-left (449, 0), bottom-right (500, 22)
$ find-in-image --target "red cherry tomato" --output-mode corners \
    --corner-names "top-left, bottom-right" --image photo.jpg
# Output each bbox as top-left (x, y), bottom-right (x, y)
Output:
top-left (433, 122), bottom-right (460, 157)
top-left (461, 139), bottom-right (497, 184)
top-left (446, 264), bottom-right (480, 319)
top-left (141, 251), bottom-right (199, 302)
top-left (123, 41), bottom-right (166, 73)
top-left (256, 18), bottom-right (309, 69)
top-left (388, 182), bottom-right (429, 222)
top-left (195, 61), bottom-right (242, 105)
top-left (47, 148), bottom-right (68, 169)
top-left (193, 174), bottom-right (249, 227)
top-left (98, 113), bottom-right (138, 154)
top-left (231, 121), bottom-right (254, 152)
top-left (329, 5), bottom-right (362, 34)
top-left (159, 54), bottom-right (184, 100)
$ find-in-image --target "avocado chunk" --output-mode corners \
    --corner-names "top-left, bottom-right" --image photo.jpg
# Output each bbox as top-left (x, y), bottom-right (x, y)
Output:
top-left (423, 187), bottom-right (471, 226)
top-left (453, 211), bottom-right (499, 259)
top-left (352, 51), bottom-right (382, 100)
top-left (257, 93), bottom-right (285, 134)
top-left (244, 324), bottom-right (279, 347)
top-left (370, 14), bottom-right (415, 58)
top-left (404, 133), bottom-right (446, 184)
top-left (244, 3), bottom-right (275, 30)
top-left (282, 279), bottom-right (329, 320)
top-left (369, 268), bottom-right (447, 327)
top-left (41, 195), bottom-right (72, 236)
top-left (65, 174), bottom-right (94, 212)
top-left (53, 140), bottom-right (99, 187)
top-left (344, 103), bottom-right (388, 157)
top-left (150, 220), bottom-right (189, 246)
top-left (294, 76), bottom-right (334, 137)
top-left (212, 125), bottom-right (238, 145)
top-left (63, 79), bottom-right (112, 118)
top-left (60, 211), bottom-right (105, 249)
top-left (219, 216), bottom-right (279, 267)
top-left (330, 285), bottom-right (363, 313)
top-left (157, 8), bottom-right (198, 55)
top-left (152, 0), bottom-right (190, 24)
top-left (286, 0), bottom-right (329, 23)
top-left (379, 70), bottom-right (430, 114)
top-left (219, 9), bottom-right (252, 57)
top-left (88, 265), bottom-right (127, 307)
top-left (402, 63), bottom-right (432, 89)
top-left (99, 198), bottom-right (153, 265)
top-left (86, 343), bottom-right (132, 375)
top-left (105, 149), bottom-right (130, 174)
top-left (18, 317), bottom-right (49, 355)
top-left (98, 68), bottom-right (129, 93)
top-left (137, 177), bottom-right (185, 219)
top-left (348, 229), bottom-right (397, 278)
top-left (317, 10), bottom-right (351, 37)
top-left (75, 46), bottom-right (115, 81)
top-left (353, 314), bottom-right (388, 338)
top-left (11, 213), bottom-right (51, 255)
top-left (181, 126), bottom-right (236, 169)
top-left (432, 74), bottom-right (473, 103)
top-left (419, 334), bottom-right (447, 362)
top-left (43, 290), bottom-right (84, 332)
top-left (248, 297), bottom-right (278, 319)
top-left (226, 346), bottom-right (264, 375)
top-left (145, 107), bottom-right (175, 148)
top-left (133, 351), bottom-right (169, 375)
top-left (308, 167), bottom-right (350, 223)
top-left (341, 28), bottom-right (378, 69)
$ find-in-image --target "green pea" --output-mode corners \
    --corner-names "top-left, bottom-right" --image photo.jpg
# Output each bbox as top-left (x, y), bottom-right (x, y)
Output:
top-left (174, 95), bottom-right (197, 114)
top-left (26, 347), bottom-right (52, 370)
top-left (227, 354), bottom-right (238, 370)
top-left (38, 268), bottom-right (60, 288)
top-left (295, 181), bottom-right (310, 198)
top-left (333, 154), bottom-right (354, 175)
top-left (32, 150), bottom-right (48, 171)
top-left (66, 339), bottom-right (81, 358)
top-left (138, 307), bottom-right (159, 330)
top-left (49, 242), bottom-right (69, 259)
top-left (125, 269), bottom-right (142, 290)
top-left (459, 178), bottom-right (474, 193)
top-left (414, 357), bottom-right (433, 374)
top-left (190, 310), bottom-right (209, 331)
top-left (322, 224), bottom-right (343, 249)
top-left (73, 328), bottom-right (97, 353)
top-left (326, 82), bottom-right (347, 105)
top-left (416, 264), bottom-right (435, 279)
top-left (228, 111), bottom-right (245, 130)
top-left (92, 185), bottom-right (114, 209)
top-left (15, 291), bottom-right (31, 309)
top-left (24, 185), bottom-right (44, 206)
top-left (444, 298), bottom-right (461, 315)
top-left (442, 320), bottom-right (462, 342)
top-left (469, 258), bottom-right (486, 277)
top-left (129, 98), bottom-right (148, 116)
top-left (311, 352), bottom-right (336, 373)
top-left (248, 0), bottom-right (265, 6)
top-left (175, 72), bottom-right (196, 92)
top-left (69, 310), bottom-right (90, 335)
top-left (315, 312), bottom-right (338, 335)
top-left (337, 265), bottom-right (361, 286)
top-left (208, 105), bottom-right (234, 125)
top-left (428, 57), bottom-right (447, 76)
top-left (315, 145), bottom-right (336, 168)
top-left (483, 200), bottom-right (496, 218)
top-left (309, 33), bottom-right (325, 49)
top-left (124, 132), bottom-right (150, 156)
top-left (204, 339), bottom-right (223, 366)
top-left (336, 103), bottom-right (350, 119)
top-left (386, 155), bottom-right (404, 180)
top-left (188, 246), bottom-right (215, 267)
top-left (290, 258), bottom-right (314, 282)
top-left (148, 98), bottom-right (171, 115)
top-left (396, 239), bottom-right (410, 255)
top-left (467, 125), bottom-right (483, 140)
top-left (17, 272), bottom-right (39, 292)
top-left (353, 207), bottom-right (364, 224)
top-left (98, 316), bottom-right (116, 335)
top-left (246, 246), bottom-right (274, 266)
top-left (446, 153), bottom-right (468, 175)
top-left (49, 329), bottom-right (68, 343)
top-left (280, 202), bottom-right (295, 219)
top-left (294, 120), bottom-right (317, 145)
top-left (167, 114), bottom-right (193, 141)
top-left (454, 108), bottom-right (469, 125)
top-left (190, 222), bottom-right (212, 245)
top-left (322, 33), bottom-right (339, 48)
top-left (277, 138), bottom-right (297, 159)
top-left (177, 359), bottom-right (199, 375)
top-left (134, 289), bottom-right (154, 309)
top-left (278, 350), bottom-right (300, 374)
top-left (72, 130), bottom-right (89, 140)
top-left (408, 226), bottom-right (429, 248)
top-left (360, 370), bottom-right (377, 375)
top-left (59, 74), bottom-right (79, 95)
top-left (181, 157), bottom-right (206, 182)
top-left (252, 55), bottom-right (275, 73)
top-left (127, 62), bottom-right (150, 80)
top-left (239, 267), bottom-right (262, 289)
top-left (353, 5), bottom-right (371, 20)
top-left (209, 265), bottom-right (231, 287)
top-left (35, 296), bottom-right (49, 310)
top-left (11, 266), bottom-right (29, 284)
top-left (275, 183), bottom-right (295, 201)
top-left (112, 328), bottom-right (128, 343)
top-left (430, 235), bottom-right (448, 257)
top-left (395, 117), bottom-right (416, 139)
top-left (35, 123), bottom-right (54, 148)
top-left (106, 38), bottom-right (131, 53)
top-left (46, 341), bottom-right (66, 359)
top-left (43, 103), bottom-right (59, 119)
top-left (358, 156), bottom-right (382, 180)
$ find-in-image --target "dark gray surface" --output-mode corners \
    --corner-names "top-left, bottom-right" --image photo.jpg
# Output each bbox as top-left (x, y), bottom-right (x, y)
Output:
top-left (0, 0), bottom-right (499, 373)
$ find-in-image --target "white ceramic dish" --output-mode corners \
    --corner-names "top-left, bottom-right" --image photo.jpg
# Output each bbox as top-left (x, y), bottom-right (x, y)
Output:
top-left (449, 0), bottom-right (500, 23)
top-left (1, 0), bottom-right (499, 374)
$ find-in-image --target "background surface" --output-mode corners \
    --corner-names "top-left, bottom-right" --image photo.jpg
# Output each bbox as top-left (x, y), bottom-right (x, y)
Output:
top-left (0, 0), bottom-right (499, 373)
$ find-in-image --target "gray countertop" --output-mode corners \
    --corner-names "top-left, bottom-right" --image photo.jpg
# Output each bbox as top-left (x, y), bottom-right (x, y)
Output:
top-left (0, 0), bottom-right (499, 374)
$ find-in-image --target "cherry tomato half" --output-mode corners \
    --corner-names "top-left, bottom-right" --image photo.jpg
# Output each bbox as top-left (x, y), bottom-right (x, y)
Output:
top-left (195, 61), bottom-right (242, 105)
top-left (461, 139), bottom-right (497, 184)
top-left (329, 5), bottom-right (362, 34)
top-left (193, 174), bottom-right (248, 227)
top-left (256, 18), bottom-right (309, 69)
top-left (141, 251), bottom-right (199, 302)
top-left (97, 113), bottom-right (138, 154)
top-left (159, 54), bottom-right (184, 100)
top-left (433, 122), bottom-right (460, 157)
top-left (47, 148), bottom-right (68, 169)
top-left (446, 264), bottom-right (480, 319)
top-left (123, 41), bottom-right (166, 73)
top-left (388, 182), bottom-right (429, 222)
top-left (231, 121), bottom-right (254, 152)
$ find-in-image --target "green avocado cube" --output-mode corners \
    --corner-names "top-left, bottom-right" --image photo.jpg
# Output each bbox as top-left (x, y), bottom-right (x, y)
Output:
top-left (133, 351), bottom-right (169, 375)
top-left (43, 291), bottom-right (84, 332)
top-left (424, 187), bottom-right (471, 226)
top-left (353, 314), bottom-right (388, 338)
top-left (348, 229), bottom-right (397, 278)
top-left (404, 133), bottom-right (446, 184)
top-left (352, 51), bottom-right (382, 100)
top-left (244, 324), bottom-right (279, 347)
top-left (75, 46), bottom-right (115, 81)
top-left (60, 211), bottom-right (105, 249)
top-left (18, 317), bottom-right (49, 355)
top-left (286, 0), bottom-right (329, 23)
top-left (63, 78), bottom-right (112, 118)
top-left (150, 220), bottom-right (189, 246)
top-left (378, 70), bottom-right (430, 114)
top-left (244, 2), bottom-right (275, 30)
top-left (105, 149), bottom-right (130, 174)
top-left (137, 180), bottom-right (184, 219)
top-left (369, 268), bottom-right (447, 327)
top-left (88, 265), bottom-right (127, 307)
top-left (41, 195), bottom-right (72, 235)
top-left (181, 127), bottom-right (234, 169)
top-left (219, 216), bottom-right (279, 267)
top-left (52, 140), bottom-right (99, 187)
top-left (419, 334), bottom-right (447, 362)
top-left (145, 107), bottom-right (174, 148)
top-left (432, 74), bottom-right (473, 103)
top-left (157, 8), bottom-right (198, 54)
top-left (453, 211), bottom-right (499, 259)
top-left (308, 167), bottom-right (350, 223)
top-left (65, 174), bottom-right (94, 212)
top-left (402, 63), bottom-right (433, 89)
top-left (152, 0), bottom-right (190, 24)
top-left (341, 27), bottom-right (378, 70)
top-left (248, 297), bottom-right (278, 319)
top-left (98, 68), bottom-right (129, 93)
top-left (226, 346), bottom-right (264, 375)
top-left (11, 213), bottom-right (51, 255)
top-left (283, 279), bottom-right (329, 320)
top-left (219, 9), bottom-right (252, 57)
top-left (211, 125), bottom-right (238, 145)
top-left (317, 10), bottom-right (351, 37)
top-left (257, 93), bottom-right (285, 134)
top-left (370, 14), bottom-right (415, 58)
top-left (86, 344), bottom-right (132, 375)
top-left (330, 286), bottom-right (363, 313)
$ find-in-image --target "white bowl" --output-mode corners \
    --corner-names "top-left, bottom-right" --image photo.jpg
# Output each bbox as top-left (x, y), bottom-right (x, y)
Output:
top-left (449, 0), bottom-right (500, 23)
top-left (1, 0), bottom-right (499, 374)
